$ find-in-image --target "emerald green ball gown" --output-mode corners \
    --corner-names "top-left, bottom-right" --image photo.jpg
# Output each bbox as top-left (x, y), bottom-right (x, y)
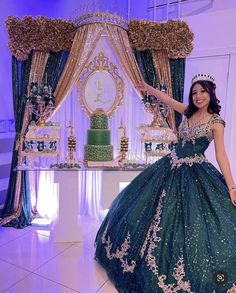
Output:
top-left (95, 114), bottom-right (236, 293)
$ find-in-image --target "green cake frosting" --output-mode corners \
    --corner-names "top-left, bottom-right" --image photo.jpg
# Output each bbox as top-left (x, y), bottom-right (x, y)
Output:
top-left (84, 111), bottom-right (114, 162)
top-left (90, 113), bottom-right (108, 129)
top-left (84, 145), bottom-right (113, 162)
top-left (87, 129), bottom-right (110, 145)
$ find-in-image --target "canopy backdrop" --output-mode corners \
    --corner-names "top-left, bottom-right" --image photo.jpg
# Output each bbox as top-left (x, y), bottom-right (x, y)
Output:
top-left (0, 14), bottom-right (193, 227)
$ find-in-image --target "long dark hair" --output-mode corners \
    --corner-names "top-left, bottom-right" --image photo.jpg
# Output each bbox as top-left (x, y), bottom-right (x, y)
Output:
top-left (184, 80), bottom-right (221, 118)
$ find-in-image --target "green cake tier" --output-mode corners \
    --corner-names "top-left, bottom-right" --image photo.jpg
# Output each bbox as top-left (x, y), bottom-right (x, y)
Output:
top-left (87, 129), bottom-right (110, 145)
top-left (84, 145), bottom-right (113, 161)
top-left (90, 113), bottom-right (108, 129)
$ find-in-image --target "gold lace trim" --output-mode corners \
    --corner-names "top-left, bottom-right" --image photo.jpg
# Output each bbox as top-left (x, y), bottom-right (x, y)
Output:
top-left (102, 224), bottom-right (136, 273)
top-left (178, 114), bottom-right (225, 146)
top-left (169, 150), bottom-right (207, 169)
top-left (143, 190), bottom-right (194, 292)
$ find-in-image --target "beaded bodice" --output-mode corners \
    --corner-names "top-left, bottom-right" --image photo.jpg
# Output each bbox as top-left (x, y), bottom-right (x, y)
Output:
top-left (173, 114), bottom-right (225, 160)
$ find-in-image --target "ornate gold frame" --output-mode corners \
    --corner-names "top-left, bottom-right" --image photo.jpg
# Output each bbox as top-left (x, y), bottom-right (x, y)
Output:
top-left (77, 52), bottom-right (124, 117)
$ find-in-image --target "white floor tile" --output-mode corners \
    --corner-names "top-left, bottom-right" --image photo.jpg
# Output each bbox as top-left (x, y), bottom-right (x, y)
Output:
top-left (35, 244), bottom-right (108, 292)
top-left (73, 216), bottom-right (101, 253)
top-left (77, 216), bottom-right (101, 236)
top-left (4, 273), bottom-right (78, 293)
top-left (76, 227), bottom-right (97, 253)
top-left (25, 223), bottom-right (51, 236)
top-left (0, 226), bottom-right (30, 247)
top-left (97, 280), bottom-right (118, 293)
top-left (24, 223), bottom-right (52, 238)
top-left (0, 259), bottom-right (30, 292)
top-left (0, 231), bottom-right (73, 271)
top-left (0, 216), bottom-right (115, 293)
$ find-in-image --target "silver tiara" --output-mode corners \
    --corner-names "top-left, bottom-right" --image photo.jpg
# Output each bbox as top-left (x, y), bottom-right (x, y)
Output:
top-left (191, 74), bottom-right (215, 84)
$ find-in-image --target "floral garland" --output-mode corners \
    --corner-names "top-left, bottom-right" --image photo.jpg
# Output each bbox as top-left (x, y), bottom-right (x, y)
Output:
top-left (6, 16), bottom-right (194, 60)
top-left (128, 19), bottom-right (194, 58)
top-left (5, 16), bottom-right (78, 60)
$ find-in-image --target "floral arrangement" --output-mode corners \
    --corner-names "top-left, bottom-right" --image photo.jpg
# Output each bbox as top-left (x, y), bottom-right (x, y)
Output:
top-left (128, 19), bottom-right (194, 58)
top-left (5, 16), bottom-right (77, 60)
top-left (5, 16), bottom-right (194, 60)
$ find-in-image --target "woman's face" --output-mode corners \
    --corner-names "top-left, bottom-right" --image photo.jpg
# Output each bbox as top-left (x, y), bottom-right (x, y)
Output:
top-left (191, 83), bottom-right (210, 110)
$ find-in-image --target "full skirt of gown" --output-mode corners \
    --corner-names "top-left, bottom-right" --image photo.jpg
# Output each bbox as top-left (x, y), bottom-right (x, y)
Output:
top-left (95, 117), bottom-right (236, 293)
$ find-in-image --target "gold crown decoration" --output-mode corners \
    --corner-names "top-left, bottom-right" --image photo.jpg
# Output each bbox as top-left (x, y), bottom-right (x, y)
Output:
top-left (74, 12), bottom-right (128, 30)
top-left (191, 74), bottom-right (215, 85)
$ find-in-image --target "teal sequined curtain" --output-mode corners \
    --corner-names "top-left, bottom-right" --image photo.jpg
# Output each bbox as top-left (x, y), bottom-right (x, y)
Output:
top-left (133, 49), bottom-right (160, 87)
top-left (0, 53), bottom-right (33, 228)
top-left (43, 50), bottom-right (69, 91)
top-left (169, 58), bottom-right (185, 128)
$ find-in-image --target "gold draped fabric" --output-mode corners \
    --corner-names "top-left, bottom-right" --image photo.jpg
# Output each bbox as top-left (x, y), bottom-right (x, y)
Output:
top-left (53, 23), bottom-right (104, 113)
top-left (106, 25), bottom-right (143, 86)
top-left (152, 49), bottom-right (176, 131)
top-left (28, 51), bottom-right (49, 93)
top-left (27, 51), bottom-right (49, 214)
top-left (30, 51), bottom-right (49, 82)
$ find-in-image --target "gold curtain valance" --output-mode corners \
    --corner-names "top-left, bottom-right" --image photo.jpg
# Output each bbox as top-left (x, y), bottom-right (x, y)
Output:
top-left (128, 19), bottom-right (194, 58)
top-left (5, 16), bottom-right (78, 60)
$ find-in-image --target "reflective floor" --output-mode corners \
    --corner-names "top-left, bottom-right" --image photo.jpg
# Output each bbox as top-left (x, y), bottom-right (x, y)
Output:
top-left (0, 216), bottom-right (118, 293)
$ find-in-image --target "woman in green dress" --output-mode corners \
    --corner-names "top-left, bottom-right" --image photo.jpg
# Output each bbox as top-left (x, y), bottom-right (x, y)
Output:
top-left (94, 74), bottom-right (236, 293)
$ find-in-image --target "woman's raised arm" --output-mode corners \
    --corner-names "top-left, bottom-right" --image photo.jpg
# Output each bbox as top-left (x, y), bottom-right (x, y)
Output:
top-left (136, 82), bottom-right (187, 114)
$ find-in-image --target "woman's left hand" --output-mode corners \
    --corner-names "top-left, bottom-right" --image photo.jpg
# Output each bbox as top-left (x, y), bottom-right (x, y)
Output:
top-left (229, 189), bottom-right (236, 206)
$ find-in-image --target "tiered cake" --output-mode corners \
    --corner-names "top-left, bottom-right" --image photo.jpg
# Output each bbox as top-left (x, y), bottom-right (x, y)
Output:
top-left (84, 109), bottom-right (113, 162)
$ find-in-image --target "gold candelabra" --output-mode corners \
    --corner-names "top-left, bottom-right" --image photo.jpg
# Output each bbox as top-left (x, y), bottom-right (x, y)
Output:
top-left (26, 82), bottom-right (55, 126)
top-left (142, 84), bottom-right (169, 128)
top-left (144, 102), bottom-right (163, 128)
